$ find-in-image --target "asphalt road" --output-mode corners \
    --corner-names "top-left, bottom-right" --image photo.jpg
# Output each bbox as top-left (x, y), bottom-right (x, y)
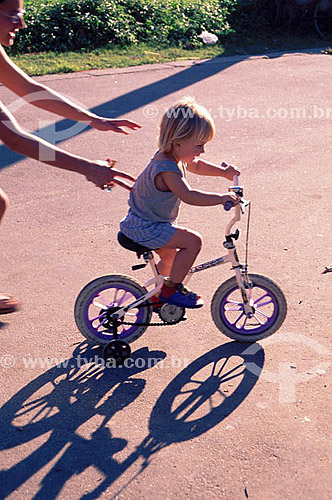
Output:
top-left (0, 50), bottom-right (331, 500)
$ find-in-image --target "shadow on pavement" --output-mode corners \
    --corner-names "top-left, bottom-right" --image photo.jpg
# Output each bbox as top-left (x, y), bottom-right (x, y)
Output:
top-left (0, 55), bottom-right (246, 171)
top-left (0, 341), bottom-right (264, 499)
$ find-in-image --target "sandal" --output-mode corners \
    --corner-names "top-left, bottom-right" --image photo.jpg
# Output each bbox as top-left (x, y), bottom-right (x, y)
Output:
top-left (0, 294), bottom-right (21, 314)
top-left (159, 283), bottom-right (204, 309)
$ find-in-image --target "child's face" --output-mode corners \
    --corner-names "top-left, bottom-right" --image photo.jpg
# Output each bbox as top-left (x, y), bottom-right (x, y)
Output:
top-left (173, 137), bottom-right (206, 163)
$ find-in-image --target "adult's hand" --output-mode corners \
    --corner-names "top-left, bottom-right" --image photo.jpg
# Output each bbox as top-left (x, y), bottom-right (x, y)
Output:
top-left (85, 159), bottom-right (136, 190)
top-left (90, 117), bottom-right (142, 135)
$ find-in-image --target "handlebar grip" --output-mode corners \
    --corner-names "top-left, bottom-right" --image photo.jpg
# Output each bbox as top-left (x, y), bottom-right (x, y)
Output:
top-left (224, 200), bottom-right (235, 211)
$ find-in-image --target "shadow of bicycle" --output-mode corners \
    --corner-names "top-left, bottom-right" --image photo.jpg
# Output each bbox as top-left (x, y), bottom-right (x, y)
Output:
top-left (0, 341), bottom-right (264, 499)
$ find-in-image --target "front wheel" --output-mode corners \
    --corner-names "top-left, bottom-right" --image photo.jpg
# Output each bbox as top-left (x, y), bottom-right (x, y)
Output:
top-left (74, 274), bottom-right (152, 346)
top-left (211, 274), bottom-right (287, 342)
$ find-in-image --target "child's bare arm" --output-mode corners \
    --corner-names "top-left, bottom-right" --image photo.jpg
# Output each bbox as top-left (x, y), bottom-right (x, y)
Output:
top-left (187, 159), bottom-right (240, 181)
top-left (161, 171), bottom-right (238, 207)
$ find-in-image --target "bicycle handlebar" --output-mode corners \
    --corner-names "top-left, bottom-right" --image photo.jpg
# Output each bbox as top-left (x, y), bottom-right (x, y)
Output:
top-left (224, 201), bottom-right (235, 211)
top-left (223, 175), bottom-right (241, 211)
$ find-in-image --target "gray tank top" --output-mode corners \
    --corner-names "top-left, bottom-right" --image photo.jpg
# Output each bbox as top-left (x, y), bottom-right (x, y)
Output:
top-left (128, 158), bottom-right (184, 222)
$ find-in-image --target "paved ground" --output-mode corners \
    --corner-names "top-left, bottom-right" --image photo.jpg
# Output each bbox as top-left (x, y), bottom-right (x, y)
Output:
top-left (0, 50), bottom-right (331, 500)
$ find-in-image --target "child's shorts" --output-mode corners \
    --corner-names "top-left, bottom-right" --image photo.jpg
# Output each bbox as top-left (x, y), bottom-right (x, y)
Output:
top-left (120, 212), bottom-right (177, 249)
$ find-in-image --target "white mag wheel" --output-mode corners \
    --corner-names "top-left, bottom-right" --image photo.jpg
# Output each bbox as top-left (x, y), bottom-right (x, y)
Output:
top-left (74, 274), bottom-right (152, 346)
top-left (211, 274), bottom-right (287, 342)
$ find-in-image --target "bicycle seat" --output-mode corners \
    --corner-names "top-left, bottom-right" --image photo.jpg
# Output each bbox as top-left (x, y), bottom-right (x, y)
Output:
top-left (117, 231), bottom-right (152, 256)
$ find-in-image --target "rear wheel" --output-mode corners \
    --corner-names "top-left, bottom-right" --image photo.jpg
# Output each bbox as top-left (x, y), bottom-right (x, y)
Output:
top-left (74, 274), bottom-right (152, 346)
top-left (211, 274), bottom-right (287, 342)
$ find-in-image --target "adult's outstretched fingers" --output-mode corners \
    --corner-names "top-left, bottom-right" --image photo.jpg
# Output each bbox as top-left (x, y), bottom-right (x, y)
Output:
top-left (113, 170), bottom-right (136, 183)
top-left (113, 178), bottom-right (134, 191)
top-left (120, 119), bottom-right (142, 130)
top-left (107, 159), bottom-right (136, 183)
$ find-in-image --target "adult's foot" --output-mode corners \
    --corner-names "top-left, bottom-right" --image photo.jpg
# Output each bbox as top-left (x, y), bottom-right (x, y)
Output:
top-left (0, 294), bottom-right (21, 314)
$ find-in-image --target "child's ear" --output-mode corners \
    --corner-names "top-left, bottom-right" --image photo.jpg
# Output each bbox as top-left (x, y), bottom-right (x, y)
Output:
top-left (173, 141), bottom-right (181, 150)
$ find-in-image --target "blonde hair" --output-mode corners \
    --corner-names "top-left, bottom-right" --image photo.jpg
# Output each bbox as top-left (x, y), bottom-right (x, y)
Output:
top-left (158, 97), bottom-right (215, 153)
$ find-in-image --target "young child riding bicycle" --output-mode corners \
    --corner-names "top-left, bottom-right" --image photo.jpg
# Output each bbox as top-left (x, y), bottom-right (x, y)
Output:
top-left (120, 97), bottom-right (240, 309)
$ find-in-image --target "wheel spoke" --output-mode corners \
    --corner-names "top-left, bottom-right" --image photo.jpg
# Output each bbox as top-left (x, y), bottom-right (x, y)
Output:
top-left (234, 312), bottom-right (246, 328)
top-left (92, 293), bottom-right (110, 308)
top-left (212, 274), bottom-right (286, 338)
top-left (255, 309), bottom-right (270, 320)
top-left (92, 300), bottom-right (108, 309)
top-left (225, 302), bottom-right (243, 311)
top-left (117, 290), bottom-right (133, 306)
top-left (220, 363), bottom-right (245, 382)
top-left (254, 293), bottom-right (269, 305)
top-left (255, 299), bottom-right (273, 308)
top-left (216, 358), bottom-right (228, 377)
top-left (95, 317), bottom-right (110, 331)
top-left (90, 311), bottom-right (107, 322)
top-left (189, 379), bottom-right (205, 385)
top-left (253, 314), bottom-right (266, 326)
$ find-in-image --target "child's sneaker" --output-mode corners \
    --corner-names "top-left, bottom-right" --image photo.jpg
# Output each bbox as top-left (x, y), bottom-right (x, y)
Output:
top-left (159, 283), bottom-right (204, 309)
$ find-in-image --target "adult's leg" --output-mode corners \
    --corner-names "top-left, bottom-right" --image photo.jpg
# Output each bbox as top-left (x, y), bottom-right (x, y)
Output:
top-left (0, 189), bottom-right (8, 224)
top-left (0, 189), bottom-right (20, 313)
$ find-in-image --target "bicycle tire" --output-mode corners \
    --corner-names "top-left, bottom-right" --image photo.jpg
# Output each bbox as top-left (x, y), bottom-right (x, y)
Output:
top-left (211, 273), bottom-right (287, 342)
top-left (313, 0), bottom-right (332, 38)
top-left (74, 274), bottom-right (152, 346)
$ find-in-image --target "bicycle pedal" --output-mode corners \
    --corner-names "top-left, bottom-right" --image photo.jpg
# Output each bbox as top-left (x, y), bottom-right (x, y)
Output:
top-left (322, 263), bottom-right (332, 274)
top-left (132, 263), bottom-right (146, 270)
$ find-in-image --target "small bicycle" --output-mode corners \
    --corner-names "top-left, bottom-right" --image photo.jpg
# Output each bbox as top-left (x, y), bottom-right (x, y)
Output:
top-left (270, 0), bottom-right (332, 38)
top-left (74, 176), bottom-right (287, 365)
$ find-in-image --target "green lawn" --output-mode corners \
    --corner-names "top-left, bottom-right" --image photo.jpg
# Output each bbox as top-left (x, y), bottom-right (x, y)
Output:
top-left (11, 32), bottom-right (329, 77)
top-left (11, 44), bottom-right (224, 76)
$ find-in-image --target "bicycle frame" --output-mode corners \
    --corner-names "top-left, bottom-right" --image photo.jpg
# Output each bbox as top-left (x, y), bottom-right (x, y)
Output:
top-left (110, 175), bottom-right (253, 321)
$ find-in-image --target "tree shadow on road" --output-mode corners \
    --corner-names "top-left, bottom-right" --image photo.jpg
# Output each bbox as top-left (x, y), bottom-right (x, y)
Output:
top-left (0, 340), bottom-right (264, 499)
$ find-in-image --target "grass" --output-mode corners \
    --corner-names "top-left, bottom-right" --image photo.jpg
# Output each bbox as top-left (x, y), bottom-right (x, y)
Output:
top-left (10, 32), bottom-right (330, 77)
top-left (11, 44), bottom-right (225, 76)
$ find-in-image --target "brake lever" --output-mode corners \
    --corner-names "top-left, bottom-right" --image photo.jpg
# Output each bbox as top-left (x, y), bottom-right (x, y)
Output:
top-left (240, 198), bottom-right (250, 214)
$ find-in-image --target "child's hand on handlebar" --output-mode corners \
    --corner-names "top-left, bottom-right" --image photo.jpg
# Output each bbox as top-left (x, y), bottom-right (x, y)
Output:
top-left (221, 162), bottom-right (241, 181)
top-left (220, 192), bottom-right (239, 207)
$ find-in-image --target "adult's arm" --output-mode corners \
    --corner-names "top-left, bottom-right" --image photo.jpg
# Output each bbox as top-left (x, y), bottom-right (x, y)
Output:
top-left (0, 46), bottom-right (141, 134)
top-left (0, 102), bottom-right (136, 189)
